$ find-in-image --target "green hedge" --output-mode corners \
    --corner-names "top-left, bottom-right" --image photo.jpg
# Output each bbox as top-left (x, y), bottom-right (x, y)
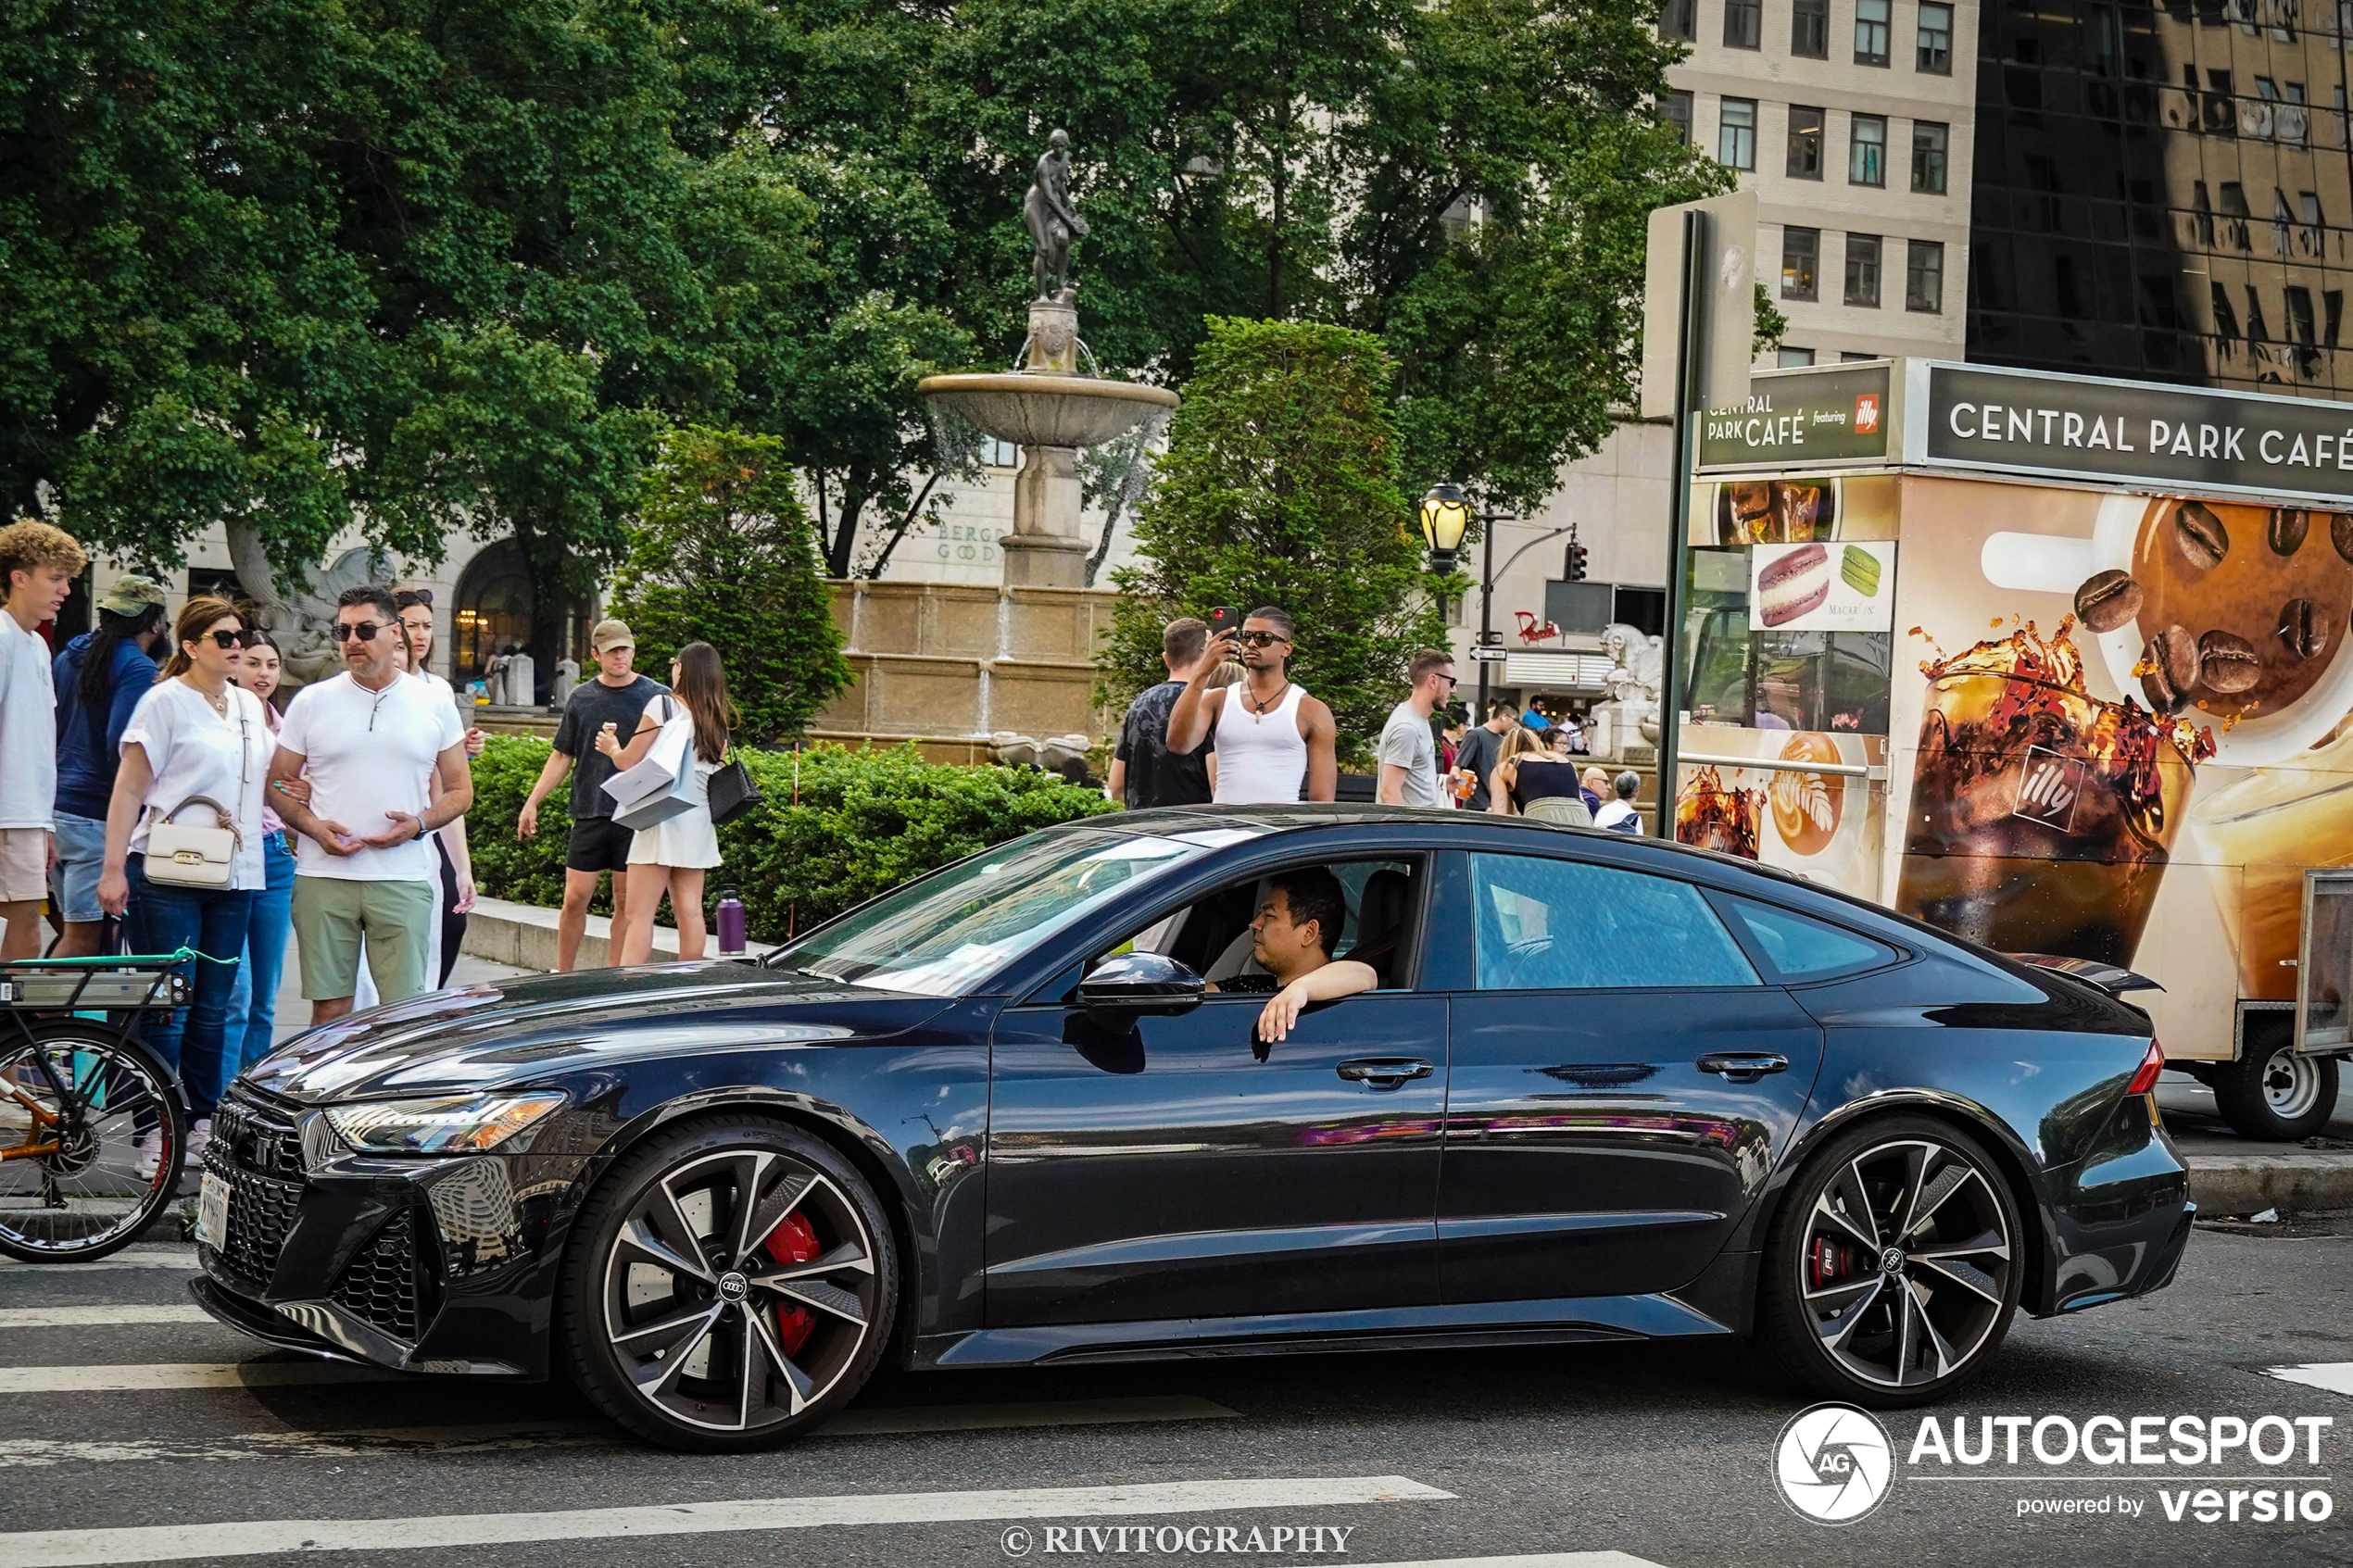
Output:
top-left (467, 735), bottom-right (1116, 943)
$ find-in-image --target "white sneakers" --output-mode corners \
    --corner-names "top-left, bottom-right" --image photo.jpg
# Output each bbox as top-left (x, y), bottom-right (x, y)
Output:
top-left (183, 1118), bottom-right (211, 1168)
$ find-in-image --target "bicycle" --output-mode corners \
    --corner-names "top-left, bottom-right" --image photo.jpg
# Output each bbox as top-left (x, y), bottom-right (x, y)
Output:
top-left (0, 954), bottom-right (195, 1262)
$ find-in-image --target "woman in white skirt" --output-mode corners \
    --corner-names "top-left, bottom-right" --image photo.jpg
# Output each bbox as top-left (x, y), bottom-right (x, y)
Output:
top-left (595, 641), bottom-right (733, 965)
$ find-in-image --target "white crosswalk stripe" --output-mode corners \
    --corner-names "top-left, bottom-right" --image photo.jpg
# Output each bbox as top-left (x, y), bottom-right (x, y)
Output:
top-left (1348, 1558), bottom-right (1668, 1568)
top-left (0, 1395), bottom-right (1239, 1465)
top-left (0, 1361), bottom-right (396, 1394)
top-left (2264, 1361), bottom-right (2353, 1396)
top-left (0, 1306), bottom-right (210, 1329)
top-left (0, 1252), bottom-right (197, 1274)
top-left (0, 1475), bottom-right (1456, 1566)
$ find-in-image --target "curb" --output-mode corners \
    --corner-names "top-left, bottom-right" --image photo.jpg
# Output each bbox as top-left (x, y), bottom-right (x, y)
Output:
top-left (459, 896), bottom-right (775, 972)
top-left (2185, 1152), bottom-right (2353, 1215)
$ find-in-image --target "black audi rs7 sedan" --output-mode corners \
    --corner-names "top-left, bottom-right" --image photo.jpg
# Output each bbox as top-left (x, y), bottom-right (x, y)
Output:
top-left (190, 807), bottom-right (2194, 1450)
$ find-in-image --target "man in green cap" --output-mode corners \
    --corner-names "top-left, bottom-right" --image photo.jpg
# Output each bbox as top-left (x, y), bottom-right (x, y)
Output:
top-left (50, 572), bottom-right (170, 957)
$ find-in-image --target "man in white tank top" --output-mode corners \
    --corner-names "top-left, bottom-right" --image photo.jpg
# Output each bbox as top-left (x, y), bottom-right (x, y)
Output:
top-left (1164, 606), bottom-right (1338, 804)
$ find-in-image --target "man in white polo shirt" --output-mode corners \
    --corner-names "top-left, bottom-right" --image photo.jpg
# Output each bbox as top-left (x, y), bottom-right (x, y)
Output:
top-left (267, 585), bottom-right (472, 1023)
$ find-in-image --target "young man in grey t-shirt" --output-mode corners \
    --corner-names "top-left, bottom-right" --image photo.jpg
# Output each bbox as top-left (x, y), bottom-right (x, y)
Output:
top-left (517, 620), bottom-right (668, 970)
top-left (1376, 649), bottom-right (1459, 809)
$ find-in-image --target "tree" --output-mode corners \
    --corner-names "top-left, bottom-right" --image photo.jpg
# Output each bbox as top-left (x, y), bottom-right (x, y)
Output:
top-left (1099, 319), bottom-right (1452, 763)
top-left (608, 424), bottom-right (852, 743)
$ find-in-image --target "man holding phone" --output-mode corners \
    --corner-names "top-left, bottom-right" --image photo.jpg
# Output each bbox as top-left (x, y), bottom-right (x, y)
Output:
top-left (1165, 605), bottom-right (1338, 804)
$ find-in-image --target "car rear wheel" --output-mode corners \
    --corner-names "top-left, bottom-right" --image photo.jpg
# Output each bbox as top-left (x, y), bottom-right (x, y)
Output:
top-left (560, 1117), bottom-right (896, 1451)
top-left (1756, 1116), bottom-right (2023, 1408)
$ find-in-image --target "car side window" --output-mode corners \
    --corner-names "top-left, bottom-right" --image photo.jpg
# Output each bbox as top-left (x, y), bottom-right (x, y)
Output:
top-left (1469, 853), bottom-right (1758, 990)
top-left (1723, 896), bottom-right (1895, 981)
top-left (1082, 857), bottom-right (1424, 995)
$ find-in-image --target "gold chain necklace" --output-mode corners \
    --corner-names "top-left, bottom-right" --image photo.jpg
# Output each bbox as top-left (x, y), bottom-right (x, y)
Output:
top-left (1246, 680), bottom-right (1290, 718)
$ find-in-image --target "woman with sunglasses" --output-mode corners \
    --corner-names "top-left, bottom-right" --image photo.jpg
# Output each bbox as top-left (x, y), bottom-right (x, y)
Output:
top-left (95, 598), bottom-right (272, 1173)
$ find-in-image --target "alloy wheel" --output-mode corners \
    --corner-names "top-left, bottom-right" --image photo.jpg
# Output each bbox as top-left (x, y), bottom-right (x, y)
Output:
top-left (598, 1148), bottom-right (878, 1434)
top-left (1797, 1137), bottom-right (2014, 1390)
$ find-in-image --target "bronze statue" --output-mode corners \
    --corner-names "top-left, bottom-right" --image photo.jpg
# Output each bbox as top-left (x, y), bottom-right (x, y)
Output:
top-left (1023, 129), bottom-right (1088, 302)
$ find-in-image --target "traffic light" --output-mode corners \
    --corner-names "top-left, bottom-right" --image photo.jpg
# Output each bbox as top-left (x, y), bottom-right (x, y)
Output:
top-left (1565, 541), bottom-right (1590, 582)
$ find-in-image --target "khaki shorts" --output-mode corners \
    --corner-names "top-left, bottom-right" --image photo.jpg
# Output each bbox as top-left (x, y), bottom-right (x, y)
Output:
top-left (0, 828), bottom-right (49, 905)
top-left (291, 876), bottom-right (436, 1004)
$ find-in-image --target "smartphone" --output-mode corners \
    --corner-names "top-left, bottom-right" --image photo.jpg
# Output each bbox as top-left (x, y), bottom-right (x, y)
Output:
top-left (1207, 606), bottom-right (1239, 636)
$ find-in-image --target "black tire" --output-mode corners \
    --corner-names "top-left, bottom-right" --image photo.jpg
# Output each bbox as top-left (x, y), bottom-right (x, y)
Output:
top-left (559, 1116), bottom-right (898, 1451)
top-left (2212, 1032), bottom-right (2340, 1143)
top-left (1756, 1114), bottom-right (2024, 1409)
top-left (0, 1022), bottom-right (186, 1262)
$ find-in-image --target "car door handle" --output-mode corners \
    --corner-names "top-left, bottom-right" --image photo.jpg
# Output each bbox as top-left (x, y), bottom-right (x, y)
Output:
top-left (1696, 1051), bottom-right (1790, 1082)
top-left (1337, 1057), bottom-right (1434, 1090)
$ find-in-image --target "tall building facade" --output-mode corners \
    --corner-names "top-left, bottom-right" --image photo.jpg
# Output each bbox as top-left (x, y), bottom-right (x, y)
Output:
top-left (1662, 0), bottom-right (1981, 364)
top-left (1969, 1), bottom-right (2353, 396)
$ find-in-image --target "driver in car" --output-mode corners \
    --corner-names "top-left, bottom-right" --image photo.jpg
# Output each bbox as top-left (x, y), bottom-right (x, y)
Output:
top-left (1207, 868), bottom-right (1378, 1043)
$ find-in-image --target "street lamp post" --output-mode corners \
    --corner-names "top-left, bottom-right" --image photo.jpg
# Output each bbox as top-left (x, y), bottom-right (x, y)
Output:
top-left (1423, 485), bottom-right (1573, 721)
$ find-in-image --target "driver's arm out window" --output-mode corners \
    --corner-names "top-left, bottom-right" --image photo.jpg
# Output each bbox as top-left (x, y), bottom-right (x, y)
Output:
top-left (1469, 854), bottom-right (1758, 990)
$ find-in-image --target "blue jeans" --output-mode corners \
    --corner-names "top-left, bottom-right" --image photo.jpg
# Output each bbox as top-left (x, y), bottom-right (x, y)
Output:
top-left (224, 832), bottom-right (297, 1073)
top-left (124, 861), bottom-right (257, 1121)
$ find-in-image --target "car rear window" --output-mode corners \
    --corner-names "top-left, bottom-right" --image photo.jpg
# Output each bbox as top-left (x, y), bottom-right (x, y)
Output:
top-left (1724, 896), bottom-right (1896, 981)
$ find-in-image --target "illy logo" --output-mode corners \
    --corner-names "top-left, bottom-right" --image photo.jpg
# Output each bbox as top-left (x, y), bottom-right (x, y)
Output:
top-left (1854, 394), bottom-right (1881, 434)
top-left (2010, 746), bottom-right (2087, 831)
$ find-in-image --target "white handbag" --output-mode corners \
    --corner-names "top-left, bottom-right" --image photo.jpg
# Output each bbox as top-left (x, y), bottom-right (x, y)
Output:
top-left (142, 699), bottom-right (250, 889)
top-left (602, 696), bottom-right (698, 830)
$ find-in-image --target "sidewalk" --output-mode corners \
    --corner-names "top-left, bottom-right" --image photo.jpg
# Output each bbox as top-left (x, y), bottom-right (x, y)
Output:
top-left (2156, 1067), bottom-right (2353, 1216)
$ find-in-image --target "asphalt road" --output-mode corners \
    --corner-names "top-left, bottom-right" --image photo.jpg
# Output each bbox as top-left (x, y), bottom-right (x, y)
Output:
top-left (0, 1203), bottom-right (2346, 1568)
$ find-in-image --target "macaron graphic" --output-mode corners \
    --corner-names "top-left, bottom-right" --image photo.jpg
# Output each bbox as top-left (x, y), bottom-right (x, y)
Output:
top-left (1759, 543), bottom-right (1831, 627)
top-left (1841, 545), bottom-right (1882, 597)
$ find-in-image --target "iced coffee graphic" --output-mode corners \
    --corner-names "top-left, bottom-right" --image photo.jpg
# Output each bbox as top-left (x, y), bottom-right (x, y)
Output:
top-left (1896, 620), bottom-right (2208, 966)
top-left (1716, 479), bottom-right (1836, 545)
top-left (1675, 766), bottom-right (1764, 859)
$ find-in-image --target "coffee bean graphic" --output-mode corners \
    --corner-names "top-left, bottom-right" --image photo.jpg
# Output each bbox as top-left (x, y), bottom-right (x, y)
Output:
top-left (2173, 501), bottom-right (2229, 571)
top-left (2279, 598), bottom-right (2328, 661)
top-left (2333, 512), bottom-right (2353, 565)
top-left (2199, 630), bottom-right (2260, 693)
top-left (2073, 570), bottom-right (2144, 633)
top-left (2269, 508), bottom-right (2309, 556)
top-left (2141, 624), bottom-right (2200, 711)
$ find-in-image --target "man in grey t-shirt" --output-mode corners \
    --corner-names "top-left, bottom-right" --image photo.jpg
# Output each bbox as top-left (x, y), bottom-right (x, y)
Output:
top-left (1376, 649), bottom-right (1458, 809)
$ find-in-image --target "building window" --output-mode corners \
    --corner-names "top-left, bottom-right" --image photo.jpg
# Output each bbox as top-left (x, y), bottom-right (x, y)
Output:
top-left (1661, 90), bottom-right (1693, 145)
top-left (1906, 240), bottom-right (1944, 313)
top-left (1778, 347), bottom-right (1817, 368)
top-left (1918, 3), bottom-right (1954, 72)
top-left (1718, 97), bottom-right (1757, 170)
top-left (1792, 0), bottom-right (1829, 57)
top-left (1849, 115), bottom-right (1887, 186)
top-left (1845, 233), bottom-right (1882, 307)
top-left (1724, 0), bottom-right (1762, 48)
top-left (1856, 0), bottom-right (1892, 66)
top-left (1782, 227), bottom-right (1820, 301)
top-left (1787, 107), bottom-right (1824, 179)
top-left (1911, 122), bottom-right (1948, 194)
top-left (2192, 181), bottom-right (2215, 247)
top-left (2220, 182), bottom-right (2252, 250)
top-left (2273, 189), bottom-right (2296, 256)
top-left (984, 438), bottom-right (1020, 469)
top-left (2301, 191), bottom-right (2325, 255)
top-left (1658, 0), bottom-right (1695, 42)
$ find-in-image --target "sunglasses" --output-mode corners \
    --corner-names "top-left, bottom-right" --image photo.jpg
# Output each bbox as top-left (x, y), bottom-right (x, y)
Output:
top-left (199, 629), bottom-right (245, 650)
top-left (1237, 630), bottom-right (1288, 648)
top-left (394, 588), bottom-right (434, 608)
top-left (334, 621), bottom-right (387, 642)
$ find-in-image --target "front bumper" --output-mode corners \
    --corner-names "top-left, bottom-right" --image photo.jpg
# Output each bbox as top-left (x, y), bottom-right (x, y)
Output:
top-left (191, 1085), bottom-right (593, 1378)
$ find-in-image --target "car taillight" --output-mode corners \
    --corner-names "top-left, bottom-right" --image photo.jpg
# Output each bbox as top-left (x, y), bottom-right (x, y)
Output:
top-left (2126, 1038), bottom-right (2165, 1097)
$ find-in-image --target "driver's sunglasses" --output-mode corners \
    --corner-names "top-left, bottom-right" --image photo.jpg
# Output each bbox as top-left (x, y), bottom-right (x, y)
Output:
top-left (1237, 630), bottom-right (1287, 648)
top-left (333, 621), bottom-right (386, 642)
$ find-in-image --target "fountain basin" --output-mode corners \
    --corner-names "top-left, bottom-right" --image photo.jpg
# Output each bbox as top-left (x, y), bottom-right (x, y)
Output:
top-left (919, 373), bottom-right (1178, 450)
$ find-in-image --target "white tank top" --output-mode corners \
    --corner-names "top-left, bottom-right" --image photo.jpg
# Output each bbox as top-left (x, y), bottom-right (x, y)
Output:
top-left (1213, 681), bottom-right (1310, 803)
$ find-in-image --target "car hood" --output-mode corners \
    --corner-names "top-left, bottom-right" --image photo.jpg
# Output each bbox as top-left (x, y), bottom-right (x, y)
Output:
top-left (240, 962), bottom-right (955, 1104)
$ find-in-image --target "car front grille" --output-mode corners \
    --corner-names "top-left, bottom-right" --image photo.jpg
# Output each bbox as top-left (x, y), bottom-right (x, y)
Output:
top-left (331, 1210), bottom-right (435, 1342)
top-left (203, 1092), bottom-right (306, 1286)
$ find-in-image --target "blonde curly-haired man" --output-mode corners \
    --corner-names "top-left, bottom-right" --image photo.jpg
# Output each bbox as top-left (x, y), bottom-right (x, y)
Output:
top-left (0, 521), bottom-right (88, 960)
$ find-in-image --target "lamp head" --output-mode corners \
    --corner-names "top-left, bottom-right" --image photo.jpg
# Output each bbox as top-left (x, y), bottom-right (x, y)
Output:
top-left (1418, 483), bottom-right (1470, 574)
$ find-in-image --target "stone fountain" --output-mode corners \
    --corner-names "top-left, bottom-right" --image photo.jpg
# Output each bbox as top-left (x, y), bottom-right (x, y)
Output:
top-left (918, 129), bottom-right (1179, 588)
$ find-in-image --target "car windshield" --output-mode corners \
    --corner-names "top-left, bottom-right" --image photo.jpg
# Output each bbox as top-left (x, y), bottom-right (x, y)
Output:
top-left (771, 831), bottom-right (1211, 997)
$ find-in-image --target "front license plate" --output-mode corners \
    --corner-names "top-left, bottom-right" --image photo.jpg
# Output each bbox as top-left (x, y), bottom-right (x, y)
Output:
top-left (196, 1171), bottom-right (229, 1250)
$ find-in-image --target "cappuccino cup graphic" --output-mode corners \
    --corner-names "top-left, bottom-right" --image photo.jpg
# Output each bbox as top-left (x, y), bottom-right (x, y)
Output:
top-left (1980, 494), bottom-right (2353, 766)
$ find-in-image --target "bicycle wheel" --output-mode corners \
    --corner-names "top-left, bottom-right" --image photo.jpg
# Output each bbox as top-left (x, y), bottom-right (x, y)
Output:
top-left (0, 1021), bottom-right (186, 1262)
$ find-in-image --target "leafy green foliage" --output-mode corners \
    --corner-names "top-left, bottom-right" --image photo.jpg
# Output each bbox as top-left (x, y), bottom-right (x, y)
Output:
top-left (468, 734), bottom-right (1114, 938)
top-left (1100, 319), bottom-right (1453, 765)
top-left (608, 425), bottom-right (852, 743)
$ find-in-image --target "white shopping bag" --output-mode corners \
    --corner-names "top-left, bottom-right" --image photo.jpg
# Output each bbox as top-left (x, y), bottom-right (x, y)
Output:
top-left (601, 699), bottom-right (697, 828)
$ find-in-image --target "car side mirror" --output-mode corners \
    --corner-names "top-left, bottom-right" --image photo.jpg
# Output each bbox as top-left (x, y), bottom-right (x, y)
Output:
top-left (1078, 952), bottom-right (1205, 1020)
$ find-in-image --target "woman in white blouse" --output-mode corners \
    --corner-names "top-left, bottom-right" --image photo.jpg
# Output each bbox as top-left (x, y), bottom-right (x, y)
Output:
top-left (97, 597), bottom-right (271, 1172)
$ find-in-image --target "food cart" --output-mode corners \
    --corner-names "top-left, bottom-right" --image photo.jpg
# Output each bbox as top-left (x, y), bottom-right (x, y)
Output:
top-left (1678, 358), bottom-right (2353, 1139)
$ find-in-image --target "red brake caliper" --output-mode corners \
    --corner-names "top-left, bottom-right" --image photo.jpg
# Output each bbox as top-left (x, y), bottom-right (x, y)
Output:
top-left (763, 1210), bottom-right (821, 1356)
top-left (1808, 1236), bottom-right (1853, 1290)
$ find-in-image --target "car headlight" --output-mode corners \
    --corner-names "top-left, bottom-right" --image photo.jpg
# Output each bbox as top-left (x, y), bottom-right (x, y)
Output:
top-left (324, 1092), bottom-right (568, 1155)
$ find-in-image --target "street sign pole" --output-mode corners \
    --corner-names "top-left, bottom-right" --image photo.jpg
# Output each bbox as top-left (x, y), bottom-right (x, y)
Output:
top-left (1475, 506), bottom-right (1498, 718)
top-left (1652, 208), bottom-right (1709, 837)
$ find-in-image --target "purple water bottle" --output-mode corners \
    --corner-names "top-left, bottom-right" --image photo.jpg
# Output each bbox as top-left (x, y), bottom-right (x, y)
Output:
top-left (715, 889), bottom-right (748, 956)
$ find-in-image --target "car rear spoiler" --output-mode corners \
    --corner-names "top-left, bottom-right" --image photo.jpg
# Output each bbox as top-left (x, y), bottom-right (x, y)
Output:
top-left (2006, 953), bottom-right (2165, 997)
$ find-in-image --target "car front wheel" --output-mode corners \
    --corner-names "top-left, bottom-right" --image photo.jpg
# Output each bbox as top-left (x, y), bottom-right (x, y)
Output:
top-left (1756, 1116), bottom-right (2023, 1407)
top-left (560, 1117), bottom-right (897, 1451)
